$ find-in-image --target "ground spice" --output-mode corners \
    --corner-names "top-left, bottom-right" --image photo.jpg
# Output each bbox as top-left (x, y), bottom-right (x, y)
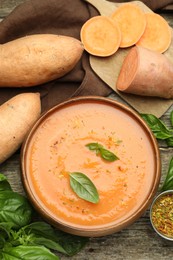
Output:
top-left (151, 193), bottom-right (173, 238)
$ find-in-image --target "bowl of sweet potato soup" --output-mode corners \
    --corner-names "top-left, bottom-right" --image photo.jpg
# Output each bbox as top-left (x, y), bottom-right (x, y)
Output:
top-left (21, 96), bottom-right (161, 237)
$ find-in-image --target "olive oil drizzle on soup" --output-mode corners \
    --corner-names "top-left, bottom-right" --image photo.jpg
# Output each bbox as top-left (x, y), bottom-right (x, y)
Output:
top-left (26, 101), bottom-right (155, 227)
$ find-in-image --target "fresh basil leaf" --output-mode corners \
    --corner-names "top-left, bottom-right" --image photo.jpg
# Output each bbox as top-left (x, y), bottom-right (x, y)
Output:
top-left (21, 222), bottom-right (67, 254)
top-left (86, 142), bottom-right (119, 162)
top-left (0, 175), bottom-right (88, 258)
top-left (0, 222), bottom-right (14, 243)
top-left (170, 111), bottom-right (173, 127)
top-left (0, 233), bottom-right (6, 249)
top-left (100, 148), bottom-right (119, 161)
top-left (161, 157), bottom-right (173, 191)
top-left (28, 236), bottom-right (67, 255)
top-left (0, 174), bottom-right (7, 182)
top-left (86, 143), bottom-right (100, 151)
top-left (70, 172), bottom-right (99, 203)
top-left (0, 174), bottom-right (12, 192)
top-left (2, 245), bottom-right (59, 260)
top-left (22, 221), bottom-right (88, 256)
top-left (141, 114), bottom-right (173, 140)
top-left (0, 191), bottom-right (32, 229)
top-left (166, 137), bottom-right (173, 147)
top-left (167, 111), bottom-right (173, 147)
top-left (53, 230), bottom-right (89, 256)
top-left (22, 222), bottom-right (59, 242)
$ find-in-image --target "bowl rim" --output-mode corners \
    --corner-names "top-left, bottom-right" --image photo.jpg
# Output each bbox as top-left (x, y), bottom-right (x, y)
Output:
top-left (21, 96), bottom-right (161, 237)
top-left (150, 190), bottom-right (173, 241)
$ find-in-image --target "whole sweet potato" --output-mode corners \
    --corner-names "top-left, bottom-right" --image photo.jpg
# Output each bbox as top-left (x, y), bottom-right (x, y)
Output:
top-left (0, 93), bottom-right (41, 164)
top-left (0, 34), bottom-right (84, 87)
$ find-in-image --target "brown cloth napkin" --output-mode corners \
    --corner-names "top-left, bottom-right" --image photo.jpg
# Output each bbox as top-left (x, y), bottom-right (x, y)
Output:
top-left (0, 0), bottom-right (172, 112)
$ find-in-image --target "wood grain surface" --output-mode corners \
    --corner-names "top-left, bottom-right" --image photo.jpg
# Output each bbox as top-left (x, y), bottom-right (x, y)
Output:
top-left (0, 1), bottom-right (173, 259)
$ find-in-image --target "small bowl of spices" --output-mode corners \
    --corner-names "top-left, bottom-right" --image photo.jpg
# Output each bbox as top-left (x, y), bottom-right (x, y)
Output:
top-left (150, 190), bottom-right (173, 241)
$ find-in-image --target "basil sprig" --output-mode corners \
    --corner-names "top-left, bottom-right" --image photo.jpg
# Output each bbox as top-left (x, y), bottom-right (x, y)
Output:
top-left (86, 142), bottom-right (119, 162)
top-left (141, 112), bottom-right (173, 191)
top-left (141, 112), bottom-right (173, 146)
top-left (170, 111), bottom-right (173, 126)
top-left (167, 111), bottom-right (173, 146)
top-left (160, 157), bottom-right (173, 191)
top-left (70, 172), bottom-right (99, 203)
top-left (0, 174), bottom-right (88, 258)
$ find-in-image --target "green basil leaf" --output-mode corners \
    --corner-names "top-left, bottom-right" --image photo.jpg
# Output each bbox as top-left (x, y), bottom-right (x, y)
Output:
top-left (86, 142), bottom-right (101, 151)
top-left (170, 111), bottom-right (173, 127)
top-left (100, 148), bottom-right (119, 161)
top-left (86, 142), bottom-right (119, 162)
top-left (22, 221), bottom-right (88, 256)
top-left (0, 174), bottom-right (12, 192)
top-left (2, 245), bottom-right (59, 260)
top-left (70, 172), bottom-right (99, 203)
top-left (141, 114), bottom-right (173, 140)
top-left (0, 222), bottom-right (14, 242)
top-left (29, 236), bottom-right (67, 255)
top-left (22, 222), bottom-right (59, 242)
top-left (0, 233), bottom-right (6, 249)
top-left (0, 191), bottom-right (32, 229)
top-left (161, 157), bottom-right (173, 191)
top-left (166, 137), bottom-right (173, 147)
top-left (52, 230), bottom-right (89, 256)
top-left (21, 222), bottom-right (67, 255)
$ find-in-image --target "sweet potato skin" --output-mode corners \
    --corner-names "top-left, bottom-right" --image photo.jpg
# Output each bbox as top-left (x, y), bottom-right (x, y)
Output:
top-left (116, 46), bottom-right (173, 99)
top-left (0, 93), bottom-right (41, 164)
top-left (0, 34), bottom-right (84, 87)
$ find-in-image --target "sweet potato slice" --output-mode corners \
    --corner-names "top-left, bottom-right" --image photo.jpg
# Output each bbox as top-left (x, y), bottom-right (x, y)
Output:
top-left (111, 3), bottom-right (146, 48)
top-left (80, 15), bottom-right (121, 57)
top-left (136, 13), bottom-right (172, 53)
top-left (116, 46), bottom-right (173, 99)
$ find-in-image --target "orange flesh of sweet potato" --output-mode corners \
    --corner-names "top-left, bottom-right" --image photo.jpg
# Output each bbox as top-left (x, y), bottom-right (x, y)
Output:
top-left (111, 3), bottom-right (146, 48)
top-left (116, 46), bottom-right (173, 99)
top-left (80, 15), bottom-right (121, 57)
top-left (0, 93), bottom-right (41, 163)
top-left (136, 13), bottom-right (172, 53)
top-left (0, 34), bottom-right (84, 87)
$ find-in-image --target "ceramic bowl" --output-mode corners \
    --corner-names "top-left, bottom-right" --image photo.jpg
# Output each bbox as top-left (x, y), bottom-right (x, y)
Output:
top-left (21, 96), bottom-right (161, 237)
top-left (150, 190), bottom-right (173, 241)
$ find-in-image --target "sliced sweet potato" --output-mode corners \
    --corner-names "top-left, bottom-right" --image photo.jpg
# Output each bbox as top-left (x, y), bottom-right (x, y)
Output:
top-left (111, 3), bottom-right (146, 48)
top-left (116, 46), bottom-right (173, 99)
top-left (80, 15), bottom-right (121, 57)
top-left (136, 13), bottom-right (172, 53)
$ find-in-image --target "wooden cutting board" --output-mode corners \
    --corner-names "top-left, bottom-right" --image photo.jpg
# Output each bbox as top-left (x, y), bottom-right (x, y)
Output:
top-left (84, 0), bottom-right (173, 117)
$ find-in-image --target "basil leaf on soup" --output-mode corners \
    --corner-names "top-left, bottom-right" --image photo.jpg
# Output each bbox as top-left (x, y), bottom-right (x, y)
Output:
top-left (99, 147), bottom-right (119, 161)
top-left (70, 172), bottom-right (99, 203)
top-left (86, 142), bottom-right (119, 162)
top-left (85, 143), bottom-right (101, 151)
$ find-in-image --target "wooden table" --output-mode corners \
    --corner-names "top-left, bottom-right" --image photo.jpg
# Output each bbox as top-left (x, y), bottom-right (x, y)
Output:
top-left (0, 1), bottom-right (173, 259)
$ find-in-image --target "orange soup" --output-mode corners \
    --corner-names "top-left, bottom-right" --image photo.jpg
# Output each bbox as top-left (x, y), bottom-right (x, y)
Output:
top-left (25, 99), bottom-right (156, 228)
